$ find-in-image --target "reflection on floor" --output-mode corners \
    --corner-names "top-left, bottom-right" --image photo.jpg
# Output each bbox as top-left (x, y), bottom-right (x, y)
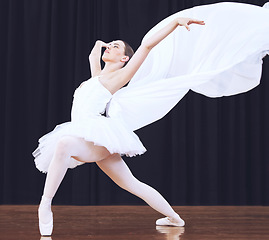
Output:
top-left (1, 205), bottom-right (269, 239)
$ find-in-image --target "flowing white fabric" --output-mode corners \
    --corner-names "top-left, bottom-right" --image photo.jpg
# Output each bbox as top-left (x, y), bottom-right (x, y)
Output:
top-left (264, 2), bottom-right (269, 9)
top-left (107, 2), bottom-right (269, 131)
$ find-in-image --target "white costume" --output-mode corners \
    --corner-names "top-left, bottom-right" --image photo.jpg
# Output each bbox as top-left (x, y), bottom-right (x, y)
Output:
top-left (33, 76), bottom-right (146, 172)
top-left (33, 2), bottom-right (269, 173)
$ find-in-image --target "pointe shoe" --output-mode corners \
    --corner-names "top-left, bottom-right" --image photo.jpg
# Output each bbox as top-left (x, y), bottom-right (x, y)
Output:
top-left (38, 205), bottom-right (53, 236)
top-left (156, 216), bottom-right (185, 227)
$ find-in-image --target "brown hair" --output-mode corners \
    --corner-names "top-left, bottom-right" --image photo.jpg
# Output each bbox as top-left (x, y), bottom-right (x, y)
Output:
top-left (122, 41), bottom-right (134, 67)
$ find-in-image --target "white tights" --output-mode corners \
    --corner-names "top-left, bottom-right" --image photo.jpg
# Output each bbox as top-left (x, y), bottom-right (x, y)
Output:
top-left (40, 136), bottom-right (180, 221)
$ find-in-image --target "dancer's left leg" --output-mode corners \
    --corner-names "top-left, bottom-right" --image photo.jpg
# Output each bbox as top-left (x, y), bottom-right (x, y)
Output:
top-left (97, 154), bottom-right (185, 226)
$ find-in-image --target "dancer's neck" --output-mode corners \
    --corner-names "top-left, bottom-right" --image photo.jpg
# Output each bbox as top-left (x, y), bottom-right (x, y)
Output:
top-left (100, 62), bottom-right (124, 75)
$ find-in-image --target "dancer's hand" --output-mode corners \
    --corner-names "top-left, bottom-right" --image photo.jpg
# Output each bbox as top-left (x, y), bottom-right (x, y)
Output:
top-left (176, 17), bottom-right (205, 31)
top-left (95, 40), bottom-right (108, 48)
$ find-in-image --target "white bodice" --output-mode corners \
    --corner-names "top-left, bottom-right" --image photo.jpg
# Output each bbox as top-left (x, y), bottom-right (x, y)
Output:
top-left (71, 76), bottom-right (112, 121)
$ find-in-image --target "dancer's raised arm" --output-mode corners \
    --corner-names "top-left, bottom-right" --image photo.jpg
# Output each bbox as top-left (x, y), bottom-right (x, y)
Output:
top-left (120, 17), bottom-right (205, 82)
top-left (89, 40), bottom-right (108, 77)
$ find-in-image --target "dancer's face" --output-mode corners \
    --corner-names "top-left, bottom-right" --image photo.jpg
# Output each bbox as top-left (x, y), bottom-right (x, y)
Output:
top-left (102, 40), bottom-right (129, 64)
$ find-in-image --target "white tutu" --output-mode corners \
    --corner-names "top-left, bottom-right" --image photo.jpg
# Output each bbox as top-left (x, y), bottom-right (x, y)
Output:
top-left (33, 117), bottom-right (146, 173)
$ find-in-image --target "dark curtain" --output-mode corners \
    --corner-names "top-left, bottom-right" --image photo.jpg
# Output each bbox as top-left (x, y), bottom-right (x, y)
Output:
top-left (1, 0), bottom-right (269, 205)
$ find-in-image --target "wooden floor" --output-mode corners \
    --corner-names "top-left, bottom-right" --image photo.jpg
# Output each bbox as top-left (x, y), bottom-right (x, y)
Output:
top-left (0, 205), bottom-right (269, 239)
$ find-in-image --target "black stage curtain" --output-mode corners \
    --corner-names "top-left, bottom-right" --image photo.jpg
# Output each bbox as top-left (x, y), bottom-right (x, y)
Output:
top-left (1, 0), bottom-right (269, 205)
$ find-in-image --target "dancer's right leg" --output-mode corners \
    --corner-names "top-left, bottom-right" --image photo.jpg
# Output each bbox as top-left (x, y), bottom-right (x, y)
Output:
top-left (38, 136), bottom-right (110, 236)
top-left (38, 137), bottom-right (72, 236)
top-left (42, 136), bottom-right (110, 199)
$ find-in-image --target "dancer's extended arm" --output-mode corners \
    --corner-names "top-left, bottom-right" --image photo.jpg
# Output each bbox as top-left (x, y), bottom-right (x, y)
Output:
top-left (120, 18), bottom-right (205, 82)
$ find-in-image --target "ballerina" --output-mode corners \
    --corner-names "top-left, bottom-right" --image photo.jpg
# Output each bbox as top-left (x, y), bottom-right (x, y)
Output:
top-left (34, 1), bottom-right (269, 237)
top-left (34, 17), bottom-right (204, 236)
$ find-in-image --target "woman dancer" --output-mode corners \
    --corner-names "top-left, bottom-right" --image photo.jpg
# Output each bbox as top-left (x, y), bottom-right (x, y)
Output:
top-left (34, 17), bottom-right (204, 236)
top-left (34, 2), bottom-right (269, 237)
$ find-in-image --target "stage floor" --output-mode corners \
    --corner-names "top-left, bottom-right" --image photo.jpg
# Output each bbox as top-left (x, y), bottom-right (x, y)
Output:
top-left (0, 205), bottom-right (268, 239)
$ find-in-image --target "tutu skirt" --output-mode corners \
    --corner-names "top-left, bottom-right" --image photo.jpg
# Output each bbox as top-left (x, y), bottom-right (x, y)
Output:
top-left (33, 116), bottom-right (146, 173)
